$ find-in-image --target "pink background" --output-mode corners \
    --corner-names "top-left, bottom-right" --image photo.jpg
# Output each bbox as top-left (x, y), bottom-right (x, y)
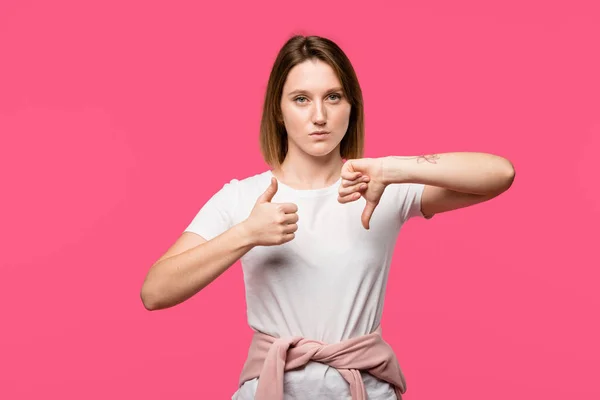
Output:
top-left (1, 1), bottom-right (599, 399)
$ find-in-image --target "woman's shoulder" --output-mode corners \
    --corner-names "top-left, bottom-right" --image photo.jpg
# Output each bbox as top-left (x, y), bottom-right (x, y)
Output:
top-left (221, 170), bottom-right (272, 192)
top-left (219, 170), bottom-right (272, 219)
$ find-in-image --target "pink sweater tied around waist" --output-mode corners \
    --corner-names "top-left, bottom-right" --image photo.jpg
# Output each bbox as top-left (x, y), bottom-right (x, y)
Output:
top-left (238, 325), bottom-right (407, 400)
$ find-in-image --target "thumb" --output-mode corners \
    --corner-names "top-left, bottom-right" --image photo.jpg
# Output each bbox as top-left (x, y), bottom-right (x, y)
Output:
top-left (258, 177), bottom-right (278, 203)
top-left (361, 201), bottom-right (378, 230)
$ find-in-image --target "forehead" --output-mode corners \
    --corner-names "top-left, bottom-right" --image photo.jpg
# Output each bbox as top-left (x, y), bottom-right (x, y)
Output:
top-left (283, 59), bottom-right (341, 93)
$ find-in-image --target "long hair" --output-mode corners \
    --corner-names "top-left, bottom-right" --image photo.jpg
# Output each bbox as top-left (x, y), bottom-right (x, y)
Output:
top-left (259, 35), bottom-right (365, 168)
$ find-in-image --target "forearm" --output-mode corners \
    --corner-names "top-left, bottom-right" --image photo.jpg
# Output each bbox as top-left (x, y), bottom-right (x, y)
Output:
top-left (141, 223), bottom-right (255, 310)
top-left (381, 152), bottom-right (515, 195)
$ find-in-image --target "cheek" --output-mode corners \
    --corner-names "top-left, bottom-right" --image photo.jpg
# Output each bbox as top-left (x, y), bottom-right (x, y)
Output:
top-left (282, 107), bottom-right (305, 126)
top-left (282, 111), bottom-right (308, 138)
top-left (333, 105), bottom-right (351, 125)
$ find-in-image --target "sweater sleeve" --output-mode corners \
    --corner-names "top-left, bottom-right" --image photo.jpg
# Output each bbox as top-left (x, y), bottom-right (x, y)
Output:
top-left (183, 179), bottom-right (240, 241)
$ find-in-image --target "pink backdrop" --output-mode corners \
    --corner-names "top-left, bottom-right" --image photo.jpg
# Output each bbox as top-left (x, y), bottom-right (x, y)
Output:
top-left (1, 1), bottom-right (599, 399)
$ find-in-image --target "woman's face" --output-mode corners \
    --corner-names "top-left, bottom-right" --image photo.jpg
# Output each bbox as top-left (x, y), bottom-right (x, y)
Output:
top-left (280, 59), bottom-right (352, 159)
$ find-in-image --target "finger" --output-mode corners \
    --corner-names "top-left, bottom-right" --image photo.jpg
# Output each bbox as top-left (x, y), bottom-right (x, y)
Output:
top-left (282, 233), bottom-right (296, 243)
top-left (341, 175), bottom-right (370, 188)
top-left (283, 223), bottom-right (298, 234)
top-left (278, 202), bottom-right (299, 214)
top-left (258, 178), bottom-right (278, 203)
top-left (283, 213), bottom-right (299, 224)
top-left (341, 159), bottom-right (357, 174)
top-left (362, 202), bottom-right (377, 230)
top-left (339, 182), bottom-right (368, 197)
top-left (341, 170), bottom-right (362, 181)
top-left (343, 158), bottom-right (373, 177)
top-left (338, 191), bottom-right (362, 204)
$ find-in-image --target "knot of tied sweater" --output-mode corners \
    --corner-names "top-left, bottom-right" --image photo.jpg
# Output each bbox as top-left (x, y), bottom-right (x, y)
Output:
top-left (237, 327), bottom-right (407, 400)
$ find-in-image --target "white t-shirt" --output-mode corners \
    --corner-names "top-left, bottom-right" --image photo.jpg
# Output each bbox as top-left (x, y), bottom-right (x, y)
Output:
top-left (184, 170), bottom-right (431, 399)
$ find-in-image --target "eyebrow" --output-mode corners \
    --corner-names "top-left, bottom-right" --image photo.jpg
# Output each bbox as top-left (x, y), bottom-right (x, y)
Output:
top-left (287, 87), bottom-right (344, 97)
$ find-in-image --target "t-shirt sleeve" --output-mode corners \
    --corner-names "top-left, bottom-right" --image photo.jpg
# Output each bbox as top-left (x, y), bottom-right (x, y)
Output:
top-left (183, 179), bottom-right (240, 241)
top-left (396, 183), bottom-right (434, 223)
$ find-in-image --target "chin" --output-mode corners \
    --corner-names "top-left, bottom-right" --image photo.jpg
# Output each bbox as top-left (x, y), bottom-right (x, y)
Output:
top-left (304, 146), bottom-right (341, 158)
top-left (288, 137), bottom-right (343, 158)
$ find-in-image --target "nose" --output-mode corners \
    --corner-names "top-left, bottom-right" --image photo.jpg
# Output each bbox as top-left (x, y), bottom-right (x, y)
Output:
top-left (312, 101), bottom-right (327, 125)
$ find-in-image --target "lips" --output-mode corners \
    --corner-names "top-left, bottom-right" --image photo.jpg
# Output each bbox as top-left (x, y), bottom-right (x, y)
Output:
top-left (310, 131), bottom-right (330, 135)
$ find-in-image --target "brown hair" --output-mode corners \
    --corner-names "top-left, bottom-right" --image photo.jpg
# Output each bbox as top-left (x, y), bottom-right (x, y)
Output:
top-left (259, 35), bottom-right (365, 168)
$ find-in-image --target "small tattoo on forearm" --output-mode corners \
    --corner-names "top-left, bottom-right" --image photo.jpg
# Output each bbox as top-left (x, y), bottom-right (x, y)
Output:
top-left (392, 154), bottom-right (440, 164)
top-left (417, 154), bottom-right (440, 164)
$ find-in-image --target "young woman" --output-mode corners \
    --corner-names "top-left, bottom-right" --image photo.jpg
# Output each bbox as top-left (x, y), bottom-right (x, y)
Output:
top-left (140, 35), bottom-right (515, 400)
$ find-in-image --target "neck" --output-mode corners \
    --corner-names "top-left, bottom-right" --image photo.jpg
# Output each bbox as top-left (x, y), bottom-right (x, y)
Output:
top-left (273, 148), bottom-right (345, 190)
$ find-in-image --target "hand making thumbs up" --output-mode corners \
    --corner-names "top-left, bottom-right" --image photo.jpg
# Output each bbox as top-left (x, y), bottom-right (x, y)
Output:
top-left (240, 177), bottom-right (299, 246)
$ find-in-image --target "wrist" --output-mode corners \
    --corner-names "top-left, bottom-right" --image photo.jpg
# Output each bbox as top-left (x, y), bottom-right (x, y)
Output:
top-left (234, 221), bottom-right (257, 248)
top-left (381, 156), bottom-right (411, 185)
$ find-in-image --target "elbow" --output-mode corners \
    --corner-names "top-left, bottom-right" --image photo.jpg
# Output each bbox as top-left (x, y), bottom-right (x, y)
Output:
top-left (504, 162), bottom-right (516, 190)
top-left (485, 162), bottom-right (515, 197)
top-left (140, 291), bottom-right (156, 311)
top-left (140, 283), bottom-right (162, 311)
top-left (498, 160), bottom-right (516, 193)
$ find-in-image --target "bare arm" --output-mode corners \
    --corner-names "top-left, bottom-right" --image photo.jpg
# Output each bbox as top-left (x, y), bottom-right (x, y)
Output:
top-left (338, 154), bottom-right (514, 228)
top-left (382, 153), bottom-right (515, 217)
top-left (140, 223), bottom-right (254, 311)
top-left (382, 153), bottom-right (515, 194)
top-left (140, 177), bottom-right (299, 311)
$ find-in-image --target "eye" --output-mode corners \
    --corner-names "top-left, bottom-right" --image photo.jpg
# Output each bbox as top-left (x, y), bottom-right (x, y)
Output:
top-left (293, 93), bottom-right (342, 104)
